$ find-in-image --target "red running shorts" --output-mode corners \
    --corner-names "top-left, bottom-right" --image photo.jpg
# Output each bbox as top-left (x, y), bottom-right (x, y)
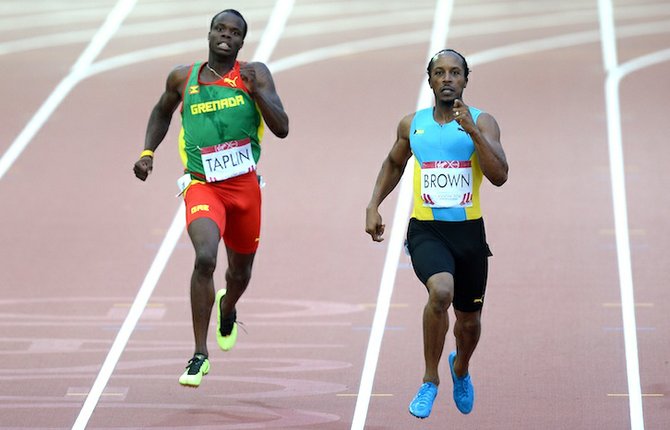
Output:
top-left (183, 171), bottom-right (261, 254)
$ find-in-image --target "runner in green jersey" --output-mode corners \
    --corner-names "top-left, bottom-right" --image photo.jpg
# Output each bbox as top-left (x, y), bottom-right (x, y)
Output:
top-left (133, 9), bottom-right (289, 387)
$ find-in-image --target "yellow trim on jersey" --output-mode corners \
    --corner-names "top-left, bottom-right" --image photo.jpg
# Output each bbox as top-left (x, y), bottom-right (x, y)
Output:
top-left (255, 103), bottom-right (265, 143)
top-left (177, 127), bottom-right (204, 199)
top-left (411, 158), bottom-right (435, 220)
top-left (178, 127), bottom-right (188, 167)
top-left (464, 152), bottom-right (483, 220)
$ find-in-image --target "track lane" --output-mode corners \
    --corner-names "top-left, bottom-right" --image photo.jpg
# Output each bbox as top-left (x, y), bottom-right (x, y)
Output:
top-left (0, 1), bottom-right (668, 429)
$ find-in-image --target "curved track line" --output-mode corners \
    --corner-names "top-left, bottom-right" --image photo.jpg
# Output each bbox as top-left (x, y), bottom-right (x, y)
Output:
top-left (467, 20), bottom-right (670, 66)
top-left (616, 47), bottom-right (670, 77)
top-left (80, 17), bottom-right (670, 84)
top-left (3, 4), bottom-right (668, 58)
top-left (0, 0), bottom-right (137, 181)
top-left (595, 3), bottom-right (670, 430)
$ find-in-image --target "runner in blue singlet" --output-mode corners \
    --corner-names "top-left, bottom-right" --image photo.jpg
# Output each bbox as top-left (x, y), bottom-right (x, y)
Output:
top-left (365, 49), bottom-right (509, 420)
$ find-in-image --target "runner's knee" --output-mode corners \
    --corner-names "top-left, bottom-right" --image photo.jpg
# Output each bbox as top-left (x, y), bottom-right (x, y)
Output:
top-left (225, 265), bottom-right (252, 287)
top-left (193, 250), bottom-right (217, 277)
top-left (426, 274), bottom-right (454, 310)
top-left (456, 313), bottom-right (481, 335)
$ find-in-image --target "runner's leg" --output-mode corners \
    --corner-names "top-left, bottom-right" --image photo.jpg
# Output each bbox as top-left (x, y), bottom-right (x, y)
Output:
top-left (220, 247), bottom-right (255, 316)
top-left (187, 218), bottom-right (221, 357)
top-left (422, 272), bottom-right (454, 385)
top-left (452, 309), bottom-right (482, 377)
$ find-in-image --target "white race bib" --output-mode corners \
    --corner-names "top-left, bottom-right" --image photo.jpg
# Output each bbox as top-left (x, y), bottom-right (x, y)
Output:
top-left (200, 138), bottom-right (256, 182)
top-left (420, 160), bottom-right (473, 208)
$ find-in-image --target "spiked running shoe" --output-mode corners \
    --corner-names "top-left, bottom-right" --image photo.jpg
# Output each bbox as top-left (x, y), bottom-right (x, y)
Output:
top-left (408, 382), bottom-right (438, 419)
top-left (216, 289), bottom-right (238, 351)
top-left (449, 351), bottom-right (474, 414)
top-left (179, 354), bottom-right (210, 387)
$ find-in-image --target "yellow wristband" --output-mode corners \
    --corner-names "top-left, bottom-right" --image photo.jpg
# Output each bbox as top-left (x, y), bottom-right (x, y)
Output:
top-left (140, 150), bottom-right (154, 158)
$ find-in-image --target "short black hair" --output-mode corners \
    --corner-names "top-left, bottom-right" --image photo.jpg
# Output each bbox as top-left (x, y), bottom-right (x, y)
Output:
top-left (210, 9), bottom-right (248, 38)
top-left (427, 49), bottom-right (470, 81)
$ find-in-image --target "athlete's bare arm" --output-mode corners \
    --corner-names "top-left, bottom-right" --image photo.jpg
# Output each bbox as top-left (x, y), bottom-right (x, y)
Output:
top-left (134, 65), bottom-right (190, 181)
top-left (365, 113), bottom-right (415, 242)
top-left (240, 62), bottom-right (289, 138)
top-left (452, 99), bottom-right (508, 186)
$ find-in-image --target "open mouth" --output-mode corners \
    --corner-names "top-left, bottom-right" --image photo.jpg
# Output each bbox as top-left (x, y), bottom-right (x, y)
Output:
top-left (217, 42), bottom-right (231, 50)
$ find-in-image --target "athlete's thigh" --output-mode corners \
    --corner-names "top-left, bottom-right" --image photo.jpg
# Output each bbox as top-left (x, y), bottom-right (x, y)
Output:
top-left (225, 246), bottom-right (256, 276)
top-left (184, 182), bottom-right (227, 237)
top-left (406, 218), bottom-right (456, 286)
top-left (222, 173), bottom-right (261, 254)
top-left (452, 253), bottom-right (488, 312)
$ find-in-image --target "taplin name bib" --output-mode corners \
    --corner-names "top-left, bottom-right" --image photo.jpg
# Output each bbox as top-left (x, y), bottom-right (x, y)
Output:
top-left (200, 138), bottom-right (256, 182)
top-left (420, 160), bottom-right (473, 208)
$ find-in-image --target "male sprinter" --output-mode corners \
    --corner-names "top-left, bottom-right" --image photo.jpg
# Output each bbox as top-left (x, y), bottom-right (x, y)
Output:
top-left (133, 9), bottom-right (289, 387)
top-left (365, 49), bottom-right (508, 418)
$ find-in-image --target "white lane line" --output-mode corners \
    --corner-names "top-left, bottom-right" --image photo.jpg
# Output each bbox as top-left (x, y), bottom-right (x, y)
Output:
top-left (3, 3), bottom-right (669, 58)
top-left (349, 1), bottom-right (454, 429)
top-left (2, 2), bottom-right (660, 426)
top-left (616, 48), bottom-right (670, 76)
top-left (69, 1), bottom-right (294, 429)
top-left (253, 0), bottom-right (295, 63)
top-left (0, 0), bottom-right (137, 181)
top-left (598, 0), bottom-right (619, 72)
top-left (65, 6), bottom-right (667, 430)
top-left (598, 0), bottom-right (644, 429)
top-left (597, 46), bottom-right (670, 429)
top-left (80, 15), bottom-right (670, 84)
top-left (467, 19), bottom-right (670, 66)
top-left (70, 204), bottom-right (184, 430)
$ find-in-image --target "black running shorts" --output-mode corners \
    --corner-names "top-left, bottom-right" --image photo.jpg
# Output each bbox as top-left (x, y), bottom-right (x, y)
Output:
top-left (406, 217), bottom-right (492, 312)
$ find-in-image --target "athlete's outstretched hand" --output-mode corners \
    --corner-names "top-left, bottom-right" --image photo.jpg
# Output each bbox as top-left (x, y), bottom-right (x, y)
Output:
top-left (365, 208), bottom-right (385, 242)
top-left (133, 156), bottom-right (153, 181)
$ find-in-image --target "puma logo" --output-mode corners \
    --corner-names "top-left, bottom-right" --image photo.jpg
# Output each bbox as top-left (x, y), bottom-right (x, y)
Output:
top-left (224, 76), bottom-right (239, 87)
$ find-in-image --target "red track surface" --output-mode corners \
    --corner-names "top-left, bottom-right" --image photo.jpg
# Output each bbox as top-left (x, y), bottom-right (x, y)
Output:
top-left (1, 1), bottom-right (668, 429)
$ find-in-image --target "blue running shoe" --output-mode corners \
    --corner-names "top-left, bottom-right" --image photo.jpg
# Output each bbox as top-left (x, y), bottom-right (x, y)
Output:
top-left (449, 351), bottom-right (474, 414)
top-left (408, 382), bottom-right (438, 419)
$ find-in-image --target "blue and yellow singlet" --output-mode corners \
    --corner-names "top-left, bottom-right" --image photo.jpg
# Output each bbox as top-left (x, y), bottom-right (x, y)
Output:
top-left (409, 106), bottom-right (484, 222)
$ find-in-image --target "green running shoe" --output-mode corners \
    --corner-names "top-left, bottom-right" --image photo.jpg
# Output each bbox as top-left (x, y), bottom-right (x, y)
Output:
top-left (216, 289), bottom-right (238, 351)
top-left (179, 354), bottom-right (209, 387)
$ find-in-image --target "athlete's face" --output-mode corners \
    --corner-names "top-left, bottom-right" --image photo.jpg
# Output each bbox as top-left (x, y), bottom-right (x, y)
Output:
top-left (208, 13), bottom-right (245, 57)
top-left (428, 53), bottom-right (468, 103)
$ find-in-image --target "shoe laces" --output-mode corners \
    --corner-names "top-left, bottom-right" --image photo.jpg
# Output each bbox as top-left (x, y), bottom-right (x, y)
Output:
top-left (454, 374), bottom-right (470, 397)
top-left (415, 383), bottom-right (436, 406)
top-left (237, 320), bottom-right (247, 334)
top-left (219, 309), bottom-right (237, 336)
top-left (185, 354), bottom-right (207, 375)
